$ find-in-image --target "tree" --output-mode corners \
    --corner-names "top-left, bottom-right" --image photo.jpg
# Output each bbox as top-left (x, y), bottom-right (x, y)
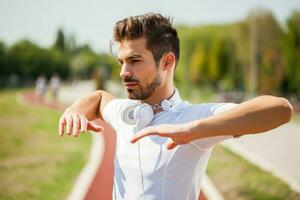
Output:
top-left (5, 39), bottom-right (70, 84)
top-left (282, 10), bottom-right (300, 98)
top-left (65, 33), bottom-right (77, 53)
top-left (0, 41), bottom-right (6, 76)
top-left (54, 28), bottom-right (65, 51)
top-left (247, 9), bottom-right (284, 95)
top-left (190, 43), bottom-right (207, 84)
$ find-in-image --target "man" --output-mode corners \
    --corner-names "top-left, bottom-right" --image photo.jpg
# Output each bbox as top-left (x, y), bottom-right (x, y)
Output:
top-left (59, 13), bottom-right (293, 200)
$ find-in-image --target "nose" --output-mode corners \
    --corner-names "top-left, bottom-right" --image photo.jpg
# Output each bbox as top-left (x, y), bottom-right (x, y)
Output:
top-left (119, 63), bottom-right (132, 79)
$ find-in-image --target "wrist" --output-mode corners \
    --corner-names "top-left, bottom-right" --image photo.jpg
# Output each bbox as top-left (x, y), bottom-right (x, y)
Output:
top-left (186, 119), bottom-right (207, 141)
top-left (66, 105), bottom-right (87, 116)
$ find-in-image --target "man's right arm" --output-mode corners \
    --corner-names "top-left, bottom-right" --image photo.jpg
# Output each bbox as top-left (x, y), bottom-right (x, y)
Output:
top-left (59, 90), bottom-right (115, 137)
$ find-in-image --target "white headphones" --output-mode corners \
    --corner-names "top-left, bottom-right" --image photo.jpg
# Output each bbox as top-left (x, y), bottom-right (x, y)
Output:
top-left (121, 99), bottom-right (173, 128)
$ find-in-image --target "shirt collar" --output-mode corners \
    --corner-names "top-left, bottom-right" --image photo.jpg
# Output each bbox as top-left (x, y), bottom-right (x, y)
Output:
top-left (168, 87), bottom-right (182, 107)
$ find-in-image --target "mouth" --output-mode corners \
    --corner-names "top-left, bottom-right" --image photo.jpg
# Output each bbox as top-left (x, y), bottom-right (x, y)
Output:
top-left (124, 82), bottom-right (138, 89)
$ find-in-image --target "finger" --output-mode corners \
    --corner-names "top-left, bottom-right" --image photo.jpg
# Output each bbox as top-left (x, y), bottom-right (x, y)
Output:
top-left (66, 116), bottom-right (73, 135)
top-left (130, 131), bottom-right (157, 143)
top-left (59, 116), bottom-right (66, 137)
top-left (87, 121), bottom-right (104, 132)
top-left (80, 116), bottom-right (88, 132)
top-left (166, 141), bottom-right (178, 150)
top-left (73, 116), bottom-right (80, 137)
top-left (131, 126), bottom-right (171, 143)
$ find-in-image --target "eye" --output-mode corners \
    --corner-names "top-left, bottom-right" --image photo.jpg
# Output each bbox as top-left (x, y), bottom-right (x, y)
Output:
top-left (131, 60), bottom-right (140, 63)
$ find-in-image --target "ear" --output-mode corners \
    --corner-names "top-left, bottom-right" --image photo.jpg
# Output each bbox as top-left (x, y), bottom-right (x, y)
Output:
top-left (161, 52), bottom-right (175, 70)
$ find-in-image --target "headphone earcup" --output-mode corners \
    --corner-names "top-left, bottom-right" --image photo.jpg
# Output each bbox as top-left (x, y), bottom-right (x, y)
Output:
top-left (134, 103), bottom-right (154, 127)
top-left (121, 103), bottom-right (137, 125)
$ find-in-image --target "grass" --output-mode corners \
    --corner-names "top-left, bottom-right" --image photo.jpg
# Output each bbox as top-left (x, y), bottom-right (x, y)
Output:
top-left (207, 145), bottom-right (300, 200)
top-left (0, 89), bottom-right (92, 200)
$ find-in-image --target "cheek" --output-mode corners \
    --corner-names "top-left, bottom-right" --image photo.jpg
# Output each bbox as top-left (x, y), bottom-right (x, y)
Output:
top-left (143, 68), bottom-right (158, 84)
top-left (136, 62), bottom-right (158, 81)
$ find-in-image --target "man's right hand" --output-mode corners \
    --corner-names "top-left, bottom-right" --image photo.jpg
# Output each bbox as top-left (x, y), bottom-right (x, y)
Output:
top-left (58, 90), bottom-right (115, 137)
top-left (59, 108), bottom-right (104, 137)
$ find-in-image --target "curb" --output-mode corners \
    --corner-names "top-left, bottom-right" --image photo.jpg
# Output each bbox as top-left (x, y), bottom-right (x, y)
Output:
top-left (67, 133), bottom-right (104, 200)
top-left (222, 140), bottom-right (300, 194)
top-left (202, 175), bottom-right (225, 200)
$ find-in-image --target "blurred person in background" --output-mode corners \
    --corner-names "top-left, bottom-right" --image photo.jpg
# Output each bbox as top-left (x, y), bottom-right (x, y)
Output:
top-left (49, 73), bottom-right (60, 102)
top-left (58, 13), bottom-right (293, 200)
top-left (35, 74), bottom-right (47, 101)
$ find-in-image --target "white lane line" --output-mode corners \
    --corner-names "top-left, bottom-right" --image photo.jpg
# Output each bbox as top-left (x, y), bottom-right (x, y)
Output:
top-left (202, 175), bottom-right (225, 200)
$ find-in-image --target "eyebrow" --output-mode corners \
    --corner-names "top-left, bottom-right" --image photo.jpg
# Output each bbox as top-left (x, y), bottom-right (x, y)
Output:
top-left (117, 54), bottom-right (142, 62)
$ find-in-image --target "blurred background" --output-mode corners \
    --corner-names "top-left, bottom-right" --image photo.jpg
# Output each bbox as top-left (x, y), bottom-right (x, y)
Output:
top-left (1, 0), bottom-right (300, 200)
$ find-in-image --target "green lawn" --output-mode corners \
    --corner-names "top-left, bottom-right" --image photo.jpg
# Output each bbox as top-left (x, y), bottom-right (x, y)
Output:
top-left (0, 90), bottom-right (92, 200)
top-left (207, 145), bottom-right (300, 200)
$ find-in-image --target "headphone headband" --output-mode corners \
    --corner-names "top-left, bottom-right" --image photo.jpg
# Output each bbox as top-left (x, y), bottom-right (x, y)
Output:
top-left (121, 88), bottom-right (181, 128)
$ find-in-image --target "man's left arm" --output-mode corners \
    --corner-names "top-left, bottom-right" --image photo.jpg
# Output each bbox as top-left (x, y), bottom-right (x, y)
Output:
top-left (187, 95), bottom-right (293, 139)
top-left (131, 95), bottom-right (293, 150)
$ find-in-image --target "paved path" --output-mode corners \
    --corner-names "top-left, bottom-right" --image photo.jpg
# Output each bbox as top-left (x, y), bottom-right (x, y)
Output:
top-left (223, 122), bottom-right (300, 192)
top-left (58, 81), bottom-right (97, 105)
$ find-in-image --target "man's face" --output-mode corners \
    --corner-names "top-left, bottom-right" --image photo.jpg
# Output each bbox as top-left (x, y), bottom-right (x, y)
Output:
top-left (118, 37), bottom-right (162, 100)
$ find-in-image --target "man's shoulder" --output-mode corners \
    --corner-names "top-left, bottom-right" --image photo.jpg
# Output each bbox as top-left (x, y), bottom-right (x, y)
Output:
top-left (104, 98), bottom-right (137, 113)
top-left (182, 102), bottom-right (236, 117)
top-left (107, 98), bottom-right (136, 104)
top-left (183, 102), bottom-right (216, 110)
top-left (186, 101), bottom-right (235, 108)
top-left (186, 101), bottom-right (238, 116)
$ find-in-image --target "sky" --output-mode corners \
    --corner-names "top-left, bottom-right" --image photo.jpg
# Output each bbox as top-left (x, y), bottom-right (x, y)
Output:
top-left (0, 0), bottom-right (299, 53)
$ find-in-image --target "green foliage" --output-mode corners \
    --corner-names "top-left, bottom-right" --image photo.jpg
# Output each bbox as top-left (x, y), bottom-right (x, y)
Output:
top-left (70, 44), bottom-right (118, 80)
top-left (282, 10), bottom-right (300, 98)
top-left (177, 24), bottom-right (242, 92)
top-left (1, 39), bottom-right (70, 86)
top-left (176, 9), bottom-right (299, 99)
top-left (54, 28), bottom-right (65, 51)
top-left (0, 41), bottom-right (6, 77)
top-left (190, 43), bottom-right (207, 83)
top-left (0, 29), bottom-right (118, 88)
top-left (248, 9), bottom-right (284, 94)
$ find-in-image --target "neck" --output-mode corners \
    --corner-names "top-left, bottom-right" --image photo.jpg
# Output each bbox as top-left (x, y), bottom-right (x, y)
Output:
top-left (141, 83), bottom-right (174, 108)
top-left (140, 84), bottom-right (174, 114)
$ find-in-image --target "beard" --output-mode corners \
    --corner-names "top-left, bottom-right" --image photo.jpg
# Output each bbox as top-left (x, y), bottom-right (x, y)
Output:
top-left (123, 72), bottom-right (161, 100)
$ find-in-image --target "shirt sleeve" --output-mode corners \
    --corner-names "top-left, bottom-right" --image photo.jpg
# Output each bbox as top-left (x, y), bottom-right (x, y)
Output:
top-left (102, 99), bottom-right (124, 129)
top-left (190, 102), bottom-right (238, 150)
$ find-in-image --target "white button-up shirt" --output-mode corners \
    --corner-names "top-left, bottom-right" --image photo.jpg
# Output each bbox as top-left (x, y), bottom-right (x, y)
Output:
top-left (103, 89), bottom-right (237, 200)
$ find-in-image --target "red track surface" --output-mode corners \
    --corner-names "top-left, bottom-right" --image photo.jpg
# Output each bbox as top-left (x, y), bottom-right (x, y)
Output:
top-left (20, 91), bottom-right (207, 200)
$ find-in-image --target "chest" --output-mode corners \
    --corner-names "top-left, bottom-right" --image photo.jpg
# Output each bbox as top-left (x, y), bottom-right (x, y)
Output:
top-left (114, 110), bottom-right (207, 176)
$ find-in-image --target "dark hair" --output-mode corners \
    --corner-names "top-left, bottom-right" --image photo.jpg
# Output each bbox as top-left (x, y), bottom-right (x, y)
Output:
top-left (112, 13), bottom-right (180, 66)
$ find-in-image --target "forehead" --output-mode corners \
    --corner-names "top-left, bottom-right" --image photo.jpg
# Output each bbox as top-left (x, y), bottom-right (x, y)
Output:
top-left (117, 37), bottom-right (152, 60)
